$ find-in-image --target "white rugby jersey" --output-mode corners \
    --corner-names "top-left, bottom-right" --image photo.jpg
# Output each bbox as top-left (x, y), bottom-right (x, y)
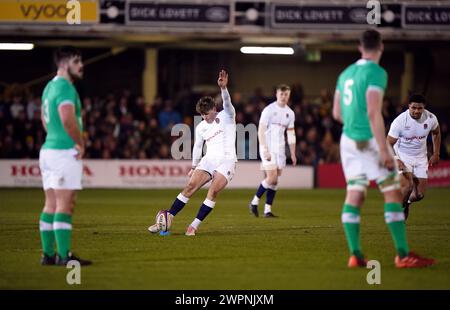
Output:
top-left (192, 88), bottom-right (237, 166)
top-left (259, 102), bottom-right (295, 154)
top-left (388, 109), bottom-right (439, 158)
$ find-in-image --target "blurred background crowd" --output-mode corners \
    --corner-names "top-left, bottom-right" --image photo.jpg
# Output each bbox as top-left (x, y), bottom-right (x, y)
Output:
top-left (1, 84), bottom-right (448, 165)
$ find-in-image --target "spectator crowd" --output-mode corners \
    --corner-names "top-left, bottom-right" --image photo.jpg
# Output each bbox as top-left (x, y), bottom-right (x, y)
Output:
top-left (1, 84), bottom-right (448, 165)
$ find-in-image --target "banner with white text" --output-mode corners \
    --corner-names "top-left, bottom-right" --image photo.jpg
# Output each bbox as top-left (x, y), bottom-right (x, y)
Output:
top-left (0, 160), bottom-right (314, 189)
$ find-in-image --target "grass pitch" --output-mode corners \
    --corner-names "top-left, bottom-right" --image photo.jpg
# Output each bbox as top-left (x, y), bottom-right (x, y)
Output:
top-left (0, 188), bottom-right (449, 290)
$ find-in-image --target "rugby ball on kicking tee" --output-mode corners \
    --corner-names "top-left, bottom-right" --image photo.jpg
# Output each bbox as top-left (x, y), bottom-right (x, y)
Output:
top-left (156, 210), bottom-right (171, 232)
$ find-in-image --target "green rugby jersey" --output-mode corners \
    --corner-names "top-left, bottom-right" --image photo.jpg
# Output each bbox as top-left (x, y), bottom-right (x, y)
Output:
top-left (41, 76), bottom-right (82, 149)
top-left (336, 59), bottom-right (387, 141)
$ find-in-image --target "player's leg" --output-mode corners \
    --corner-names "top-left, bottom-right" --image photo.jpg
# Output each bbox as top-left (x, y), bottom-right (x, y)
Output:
top-left (186, 161), bottom-right (235, 235)
top-left (396, 157), bottom-right (414, 218)
top-left (405, 159), bottom-right (428, 219)
top-left (249, 150), bottom-right (277, 217)
top-left (378, 172), bottom-right (434, 267)
top-left (149, 169), bottom-right (211, 233)
top-left (375, 142), bottom-right (414, 263)
top-left (399, 172), bottom-right (414, 204)
top-left (379, 173), bottom-right (409, 256)
top-left (171, 169), bottom-right (211, 216)
top-left (342, 176), bottom-right (368, 267)
top-left (39, 150), bottom-right (57, 264)
top-left (54, 189), bottom-right (90, 265)
top-left (402, 177), bottom-right (427, 220)
top-left (399, 172), bottom-right (414, 219)
top-left (54, 189), bottom-right (75, 262)
top-left (39, 189), bottom-right (57, 265)
top-left (375, 141), bottom-right (433, 267)
top-left (264, 153), bottom-right (286, 217)
top-left (339, 134), bottom-right (368, 267)
top-left (249, 173), bottom-right (269, 217)
top-left (409, 177), bottom-right (427, 203)
top-left (186, 173), bottom-right (228, 236)
top-left (263, 168), bottom-right (281, 217)
top-left (52, 149), bottom-right (89, 265)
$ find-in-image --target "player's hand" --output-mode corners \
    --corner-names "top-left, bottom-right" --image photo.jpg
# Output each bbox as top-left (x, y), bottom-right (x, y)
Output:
top-left (188, 168), bottom-right (195, 177)
top-left (217, 70), bottom-right (228, 89)
top-left (396, 159), bottom-right (406, 172)
top-left (429, 153), bottom-right (440, 167)
top-left (380, 149), bottom-right (395, 171)
top-left (74, 143), bottom-right (84, 160)
top-left (263, 148), bottom-right (271, 161)
top-left (291, 154), bottom-right (297, 166)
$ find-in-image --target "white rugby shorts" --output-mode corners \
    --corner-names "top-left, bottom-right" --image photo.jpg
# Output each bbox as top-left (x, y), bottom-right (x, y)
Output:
top-left (397, 153), bottom-right (428, 179)
top-left (259, 148), bottom-right (286, 170)
top-left (196, 156), bottom-right (236, 183)
top-left (340, 134), bottom-right (396, 183)
top-left (39, 148), bottom-right (82, 190)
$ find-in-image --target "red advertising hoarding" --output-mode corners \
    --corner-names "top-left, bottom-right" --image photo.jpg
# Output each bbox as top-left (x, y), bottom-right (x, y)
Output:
top-left (318, 161), bottom-right (450, 188)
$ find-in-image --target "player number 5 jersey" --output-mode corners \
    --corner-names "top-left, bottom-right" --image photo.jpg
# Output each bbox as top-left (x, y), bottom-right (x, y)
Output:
top-left (336, 59), bottom-right (387, 141)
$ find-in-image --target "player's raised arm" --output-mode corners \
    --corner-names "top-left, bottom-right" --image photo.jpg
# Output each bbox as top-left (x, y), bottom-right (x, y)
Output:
top-left (218, 70), bottom-right (235, 117)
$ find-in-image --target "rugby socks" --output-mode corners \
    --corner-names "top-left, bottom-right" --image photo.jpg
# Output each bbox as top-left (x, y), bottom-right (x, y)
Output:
top-left (251, 180), bottom-right (269, 205)
top-left (265, 186), bottom-right (277, 209)
top-left (39, 212), bottom-right (55, 256)
top-left (341, 204), bottom-right (363, 259)
top-left (169, 193), bottom-right (189, 216)
top-left (54, 213), bottom-right (72, 259)
top-left (191, 199), bottom-right (215, 229)
top-left (384, 202), bottom-right (410, 258)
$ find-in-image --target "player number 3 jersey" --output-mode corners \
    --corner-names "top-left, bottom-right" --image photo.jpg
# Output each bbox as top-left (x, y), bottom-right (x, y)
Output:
top-left (41, 76), bottom-right (82, 150)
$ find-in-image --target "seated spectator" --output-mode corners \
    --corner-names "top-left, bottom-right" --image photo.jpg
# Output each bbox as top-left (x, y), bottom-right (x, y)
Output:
top-left (10, 95), bottom-right (24, 119)
top-left (320, 130), bottom-right (340, 164)
top-left (158, 101), bottom-right (182, 131)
